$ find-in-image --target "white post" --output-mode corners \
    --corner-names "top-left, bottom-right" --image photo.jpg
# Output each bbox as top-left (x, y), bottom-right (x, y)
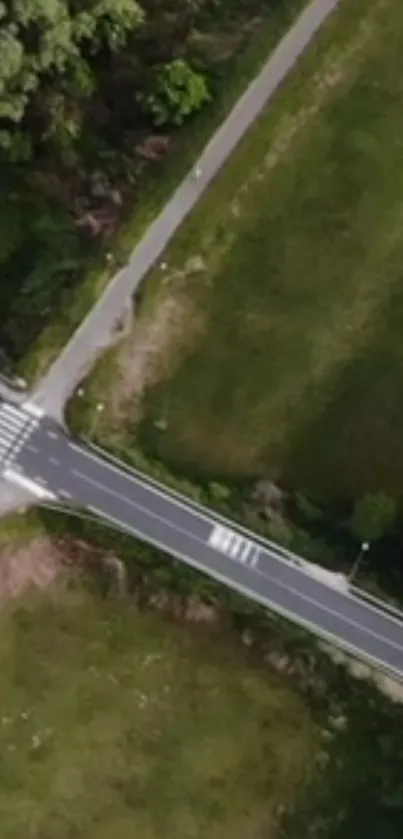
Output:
top-left (90, 402), bottom-right (104, 438)
top-left (348, 541), bottom-right (370, 582)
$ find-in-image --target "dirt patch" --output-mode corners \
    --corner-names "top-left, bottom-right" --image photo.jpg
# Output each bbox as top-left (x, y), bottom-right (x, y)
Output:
top-left (111, 263), bottom-right (206, 423)
top-left (0, 537), bottom-right (68, 603)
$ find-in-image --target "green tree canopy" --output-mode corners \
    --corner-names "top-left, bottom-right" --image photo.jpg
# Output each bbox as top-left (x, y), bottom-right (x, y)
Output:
top-left (0, 0), bottom-right (144, 155)
top-left (143, 57), bottom-right (211, 127)
top-left (349, 492), bottom-right (397, 543)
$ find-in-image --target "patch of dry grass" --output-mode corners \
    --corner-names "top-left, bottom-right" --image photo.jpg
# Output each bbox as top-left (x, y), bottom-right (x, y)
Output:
top-left (0, 583), bottom-right (318, 838)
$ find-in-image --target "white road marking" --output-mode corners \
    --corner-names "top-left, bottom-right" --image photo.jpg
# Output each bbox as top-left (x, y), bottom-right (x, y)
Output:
top-left (0, 403), bottom-right (27, 420)
top-left (71, 442), bottom-right (238, 541)
top-left (69, 442), bottom-right (403, 632)
top-left (68, 475), bottom-right (403, 655)
top-left (71, 468), bottom-right (210, 543)
top-left (208, 524), bottom-right (253, 564)
top-left (0, 403), bottom-right (42, 473)
top-left (239, 540), bottom-right (253, 564)
top-left (218, 528), bottom-right (233, 553)
top-left (85, 504), bottom-right (403, 667)
top-left (228, 534), bottom-right (243, 558)
top-left (49, 457), bottom-right (60, 465)
top-left (22, 423), bottom-right (36, 436)
top-left (77, 439), bottom-right (316, 566)
top-left (0, 417), bottom-right (21, 431)
top-left (248, 547), bottom-right (260, 568)
top-left (22, 402), bottom-right (44, 418)
top-left (207, 525), bottom-right (224, 550)
top-left (46, 431), bottom-right (58, 439)
top-left (2, 468), bottom-right (56, 500)
top-left (25, 445), bottom-right (40, 454)
top-left (0, 423), bottom-right (24, 439)
top-left (72, 439), bottom-right (310, 573)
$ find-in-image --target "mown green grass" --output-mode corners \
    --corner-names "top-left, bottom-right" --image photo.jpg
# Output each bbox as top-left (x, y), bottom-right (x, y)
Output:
top-left (81, 0), bottom-right (403, 503)
top-left (0, 583), bottom-right (317, 839)
top-left (21, 0), bottom-right (305, 384)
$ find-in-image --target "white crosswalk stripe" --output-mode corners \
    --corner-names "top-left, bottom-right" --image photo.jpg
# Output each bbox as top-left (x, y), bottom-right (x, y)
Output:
top-left (0, 401), bottom-right (40, 472)
top-left (207, 524), bottom-right (257, 566)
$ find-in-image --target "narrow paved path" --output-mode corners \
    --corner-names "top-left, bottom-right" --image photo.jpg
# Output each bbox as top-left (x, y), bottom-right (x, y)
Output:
top-left (33, 0), bottom-right (340, 418)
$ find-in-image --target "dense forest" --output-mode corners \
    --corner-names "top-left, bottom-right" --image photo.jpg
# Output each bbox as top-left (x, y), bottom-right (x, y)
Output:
top-left (0, 0), bottom-right (290, 372)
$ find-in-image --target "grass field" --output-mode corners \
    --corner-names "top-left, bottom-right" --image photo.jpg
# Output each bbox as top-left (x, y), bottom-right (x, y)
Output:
top-left (73, 0), bottom-right (403, 504)
top-left (0, 583), bottom-right (317, 839)
top-left (1, 532), bottom-right (403, 839)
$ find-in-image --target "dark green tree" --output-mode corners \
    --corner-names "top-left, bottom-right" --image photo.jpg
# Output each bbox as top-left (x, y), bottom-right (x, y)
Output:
top-left (349, 492), bottom-right (397, 543)
top-left (142, 58), bottom-right (210, 127)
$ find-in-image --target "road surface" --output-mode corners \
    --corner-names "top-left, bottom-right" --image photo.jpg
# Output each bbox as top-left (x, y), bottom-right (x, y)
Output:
top-left (2, 399), bottom-right (403, 683)
top-left (33, 0), bottom-right (341, 418)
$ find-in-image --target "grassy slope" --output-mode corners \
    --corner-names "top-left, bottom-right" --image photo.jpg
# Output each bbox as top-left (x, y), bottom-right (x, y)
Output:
top-left (73, 0), bottom-right (403, 504)
top-left (0, 584), bottom-right (316, 839)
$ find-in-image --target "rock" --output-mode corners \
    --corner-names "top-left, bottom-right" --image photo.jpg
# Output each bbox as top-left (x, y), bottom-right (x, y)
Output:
top-left (110, 189), bottom-right (122, 206)
top-left (251, 480), bottom-right (287, 511)
top-left (102, 555), bottom-right (128, 596)
top-left (91, 171), bottom-right (109, 197)
top-left (241, 628), bottom-right (254, 647)
top-left (32, 734), bottom-right (41, 749)
top-left (136, 135), bottom-right (170, 161)
top-left (185, 597), bottom-right (218, 624)
top-left (184, 255), bottom-right (206, 274)
top-left (329, 713), bottom-right (348, 732)
top-left (148, 591), bottom-right (170, 610)
top-left (264, 649), bottom-right (290, 672)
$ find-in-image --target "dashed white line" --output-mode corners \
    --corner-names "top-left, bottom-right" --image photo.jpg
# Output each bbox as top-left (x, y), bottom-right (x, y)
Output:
top-left (3, 468), bottom-right (56, 500)
top-left (0, 427), bottom-right (22, 442)
top-left (67, 472), bottom-right (403, 656)
top-left (22, 402), bottom-right (45, 418)
top-left (239, 540), bottom-right (253, 564)
top-left (248, 547), bottom-right (260, 568)
top-left (85, 504), bottom-right (403, 661)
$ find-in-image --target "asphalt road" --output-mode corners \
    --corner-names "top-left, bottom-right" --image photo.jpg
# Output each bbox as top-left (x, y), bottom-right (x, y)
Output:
top-left (33, 0), bottom-right (341, 419)
top-left (9, 413), bottom-right (403, 682)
